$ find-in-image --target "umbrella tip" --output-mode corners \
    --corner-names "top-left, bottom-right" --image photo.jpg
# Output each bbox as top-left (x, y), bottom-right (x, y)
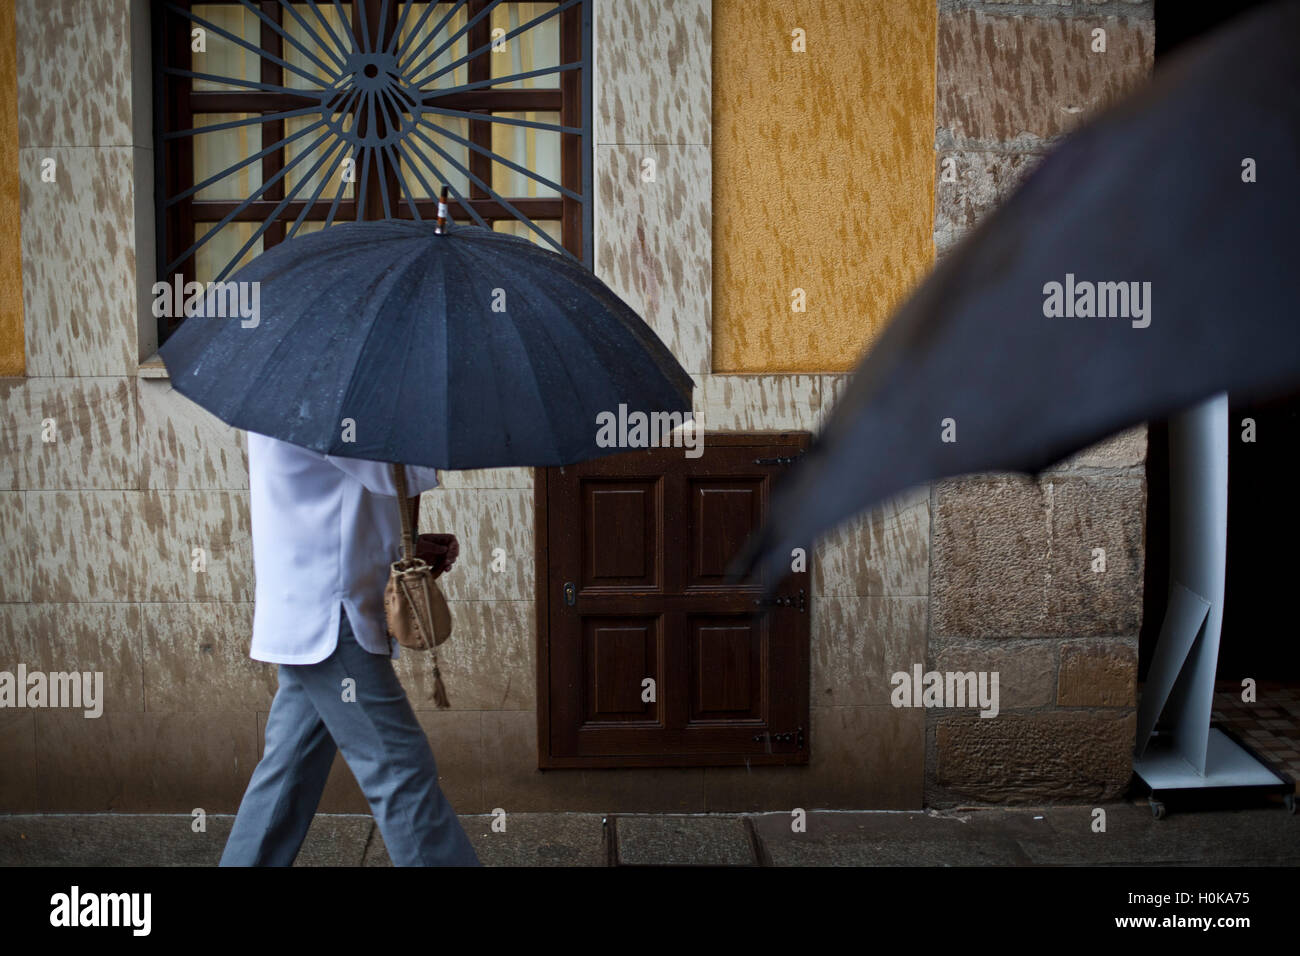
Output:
top-left (434, 185), bottom-right (450, 235)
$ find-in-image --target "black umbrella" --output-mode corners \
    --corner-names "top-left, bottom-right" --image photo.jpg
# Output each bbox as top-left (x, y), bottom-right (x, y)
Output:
top-left (158, 215), bottom-right (693, 469)
top-left (733, 0), bottom-right (1300, 587)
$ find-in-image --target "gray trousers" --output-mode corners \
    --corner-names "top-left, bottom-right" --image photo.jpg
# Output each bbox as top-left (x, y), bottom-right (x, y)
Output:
top-left (220, 609), bottom-right (480, 866)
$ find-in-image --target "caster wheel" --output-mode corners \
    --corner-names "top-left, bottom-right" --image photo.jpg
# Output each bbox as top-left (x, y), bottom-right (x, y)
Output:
top-left (1149, 797), bottom-right (1166, 820)
top-left (1285, 793), bottom-right (1296, 815)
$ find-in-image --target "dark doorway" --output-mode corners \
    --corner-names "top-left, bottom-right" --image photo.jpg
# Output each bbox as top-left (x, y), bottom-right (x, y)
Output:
top-left (1220, 394), bottom-right (1300, 679)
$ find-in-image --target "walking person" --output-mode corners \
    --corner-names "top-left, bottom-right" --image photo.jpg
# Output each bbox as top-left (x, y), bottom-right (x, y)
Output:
top-left (220, 430), bottom-right (480, 867)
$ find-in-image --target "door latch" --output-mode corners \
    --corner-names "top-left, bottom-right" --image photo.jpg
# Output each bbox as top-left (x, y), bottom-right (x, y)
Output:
top-left (753, 588), bottom-right (806, 613)
top-left (563, 582), bottom-right (576, 606)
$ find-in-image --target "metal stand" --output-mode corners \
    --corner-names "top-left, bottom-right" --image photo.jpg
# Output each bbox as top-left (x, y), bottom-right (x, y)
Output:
top-left (1133, 393), bottom-right (1293, 818)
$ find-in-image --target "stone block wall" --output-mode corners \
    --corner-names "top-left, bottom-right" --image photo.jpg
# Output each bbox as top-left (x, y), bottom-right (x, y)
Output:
top-left (926, 0), bottom-right (1154, 805)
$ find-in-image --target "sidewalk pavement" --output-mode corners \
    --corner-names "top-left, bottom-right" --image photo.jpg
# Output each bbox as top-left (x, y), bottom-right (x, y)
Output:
top-left (2, 799), bottom-right (1296, 866)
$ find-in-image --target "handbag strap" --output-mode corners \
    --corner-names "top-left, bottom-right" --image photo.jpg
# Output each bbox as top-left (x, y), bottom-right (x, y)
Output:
top-left (391, 462), bottom-right (415, 561)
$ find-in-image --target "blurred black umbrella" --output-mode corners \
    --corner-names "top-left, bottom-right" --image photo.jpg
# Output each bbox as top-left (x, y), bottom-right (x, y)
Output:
top-left (159, 216), bottom-right (693, 469)
top-left (733, 0), bottom-right (1300, 587)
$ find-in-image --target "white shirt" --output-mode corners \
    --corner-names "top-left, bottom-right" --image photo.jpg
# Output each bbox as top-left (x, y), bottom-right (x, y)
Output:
top-left (246, 431), bottom-right (441, 664)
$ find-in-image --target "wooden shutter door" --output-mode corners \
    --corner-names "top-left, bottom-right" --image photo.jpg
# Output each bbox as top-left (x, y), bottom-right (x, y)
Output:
top-left (537, 432), bottom-right (811, 768)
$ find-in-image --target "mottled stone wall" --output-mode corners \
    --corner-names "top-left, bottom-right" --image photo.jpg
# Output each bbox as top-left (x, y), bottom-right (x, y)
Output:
top-left (0, 0), bottom-right (198, 812)
top-left (926, 0), bottom-right (1154, 805)
top-left (0, 0), bottom-right (21, 377)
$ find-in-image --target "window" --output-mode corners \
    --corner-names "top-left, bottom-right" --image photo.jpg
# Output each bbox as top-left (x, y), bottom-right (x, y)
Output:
top-left (153, 0), bottom-right (591, 341)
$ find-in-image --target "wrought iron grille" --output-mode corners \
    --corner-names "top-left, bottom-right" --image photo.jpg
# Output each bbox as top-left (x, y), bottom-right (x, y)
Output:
top-left (152, 0), bottom-right (592, 340)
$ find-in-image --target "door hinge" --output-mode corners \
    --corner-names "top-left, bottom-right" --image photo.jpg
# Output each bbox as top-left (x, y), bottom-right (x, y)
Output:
top-left (753, 588), bottom-right (806, 613)
top-left (753, 726), bottom-right (805, 748)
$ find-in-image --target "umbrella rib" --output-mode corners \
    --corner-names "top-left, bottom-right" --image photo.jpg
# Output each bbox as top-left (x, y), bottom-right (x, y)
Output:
top-left (224, 237), bottom-right (405, 431)
top-left (468, 241), bottom-right (591, 458)
top-left (330, 248), bottom-right (429, 461)
top-left (517, 243), bottom-right (682, 397)
top-left (440, 237), bottom-right (558, 465)
top-left (375, 260), bottom-right (425, 463)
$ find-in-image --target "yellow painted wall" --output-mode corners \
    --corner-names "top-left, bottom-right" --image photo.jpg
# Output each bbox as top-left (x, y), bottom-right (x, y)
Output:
top-left (713, 0), bottom-right (936, 372)
top-left (0, 0), bottom-right (21, 376)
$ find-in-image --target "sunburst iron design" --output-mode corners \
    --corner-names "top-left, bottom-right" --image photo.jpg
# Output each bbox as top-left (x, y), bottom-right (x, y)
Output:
top-left (155, 0), bottom-right (590, 299)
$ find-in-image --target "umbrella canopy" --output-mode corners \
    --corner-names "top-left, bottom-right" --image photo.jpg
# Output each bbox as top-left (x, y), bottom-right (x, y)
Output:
top-left (733, 0), bottom-right (1300, 587)
top-left (158, 218), bottom-right (693, 469)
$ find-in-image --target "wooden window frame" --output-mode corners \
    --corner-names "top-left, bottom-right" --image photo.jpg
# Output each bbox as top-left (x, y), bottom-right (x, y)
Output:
top-left (152, 0), bottom-right (591, 342)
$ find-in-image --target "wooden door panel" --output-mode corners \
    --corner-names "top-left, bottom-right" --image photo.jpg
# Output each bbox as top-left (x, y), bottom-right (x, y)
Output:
top-left (688, 614), bottom-right (763, 721)
top-left (689, 479), bottom-right (764, 588)
top-left (583, 615), bottom-right (660, 724)
top-left (539, 432), bottom-right (811, 767)
top-left (581, 478), bottom-right (661, 591)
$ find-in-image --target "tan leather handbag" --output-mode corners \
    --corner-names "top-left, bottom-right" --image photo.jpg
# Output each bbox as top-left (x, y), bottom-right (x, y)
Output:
top-left (384, 462), bottom-right (453, 708)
